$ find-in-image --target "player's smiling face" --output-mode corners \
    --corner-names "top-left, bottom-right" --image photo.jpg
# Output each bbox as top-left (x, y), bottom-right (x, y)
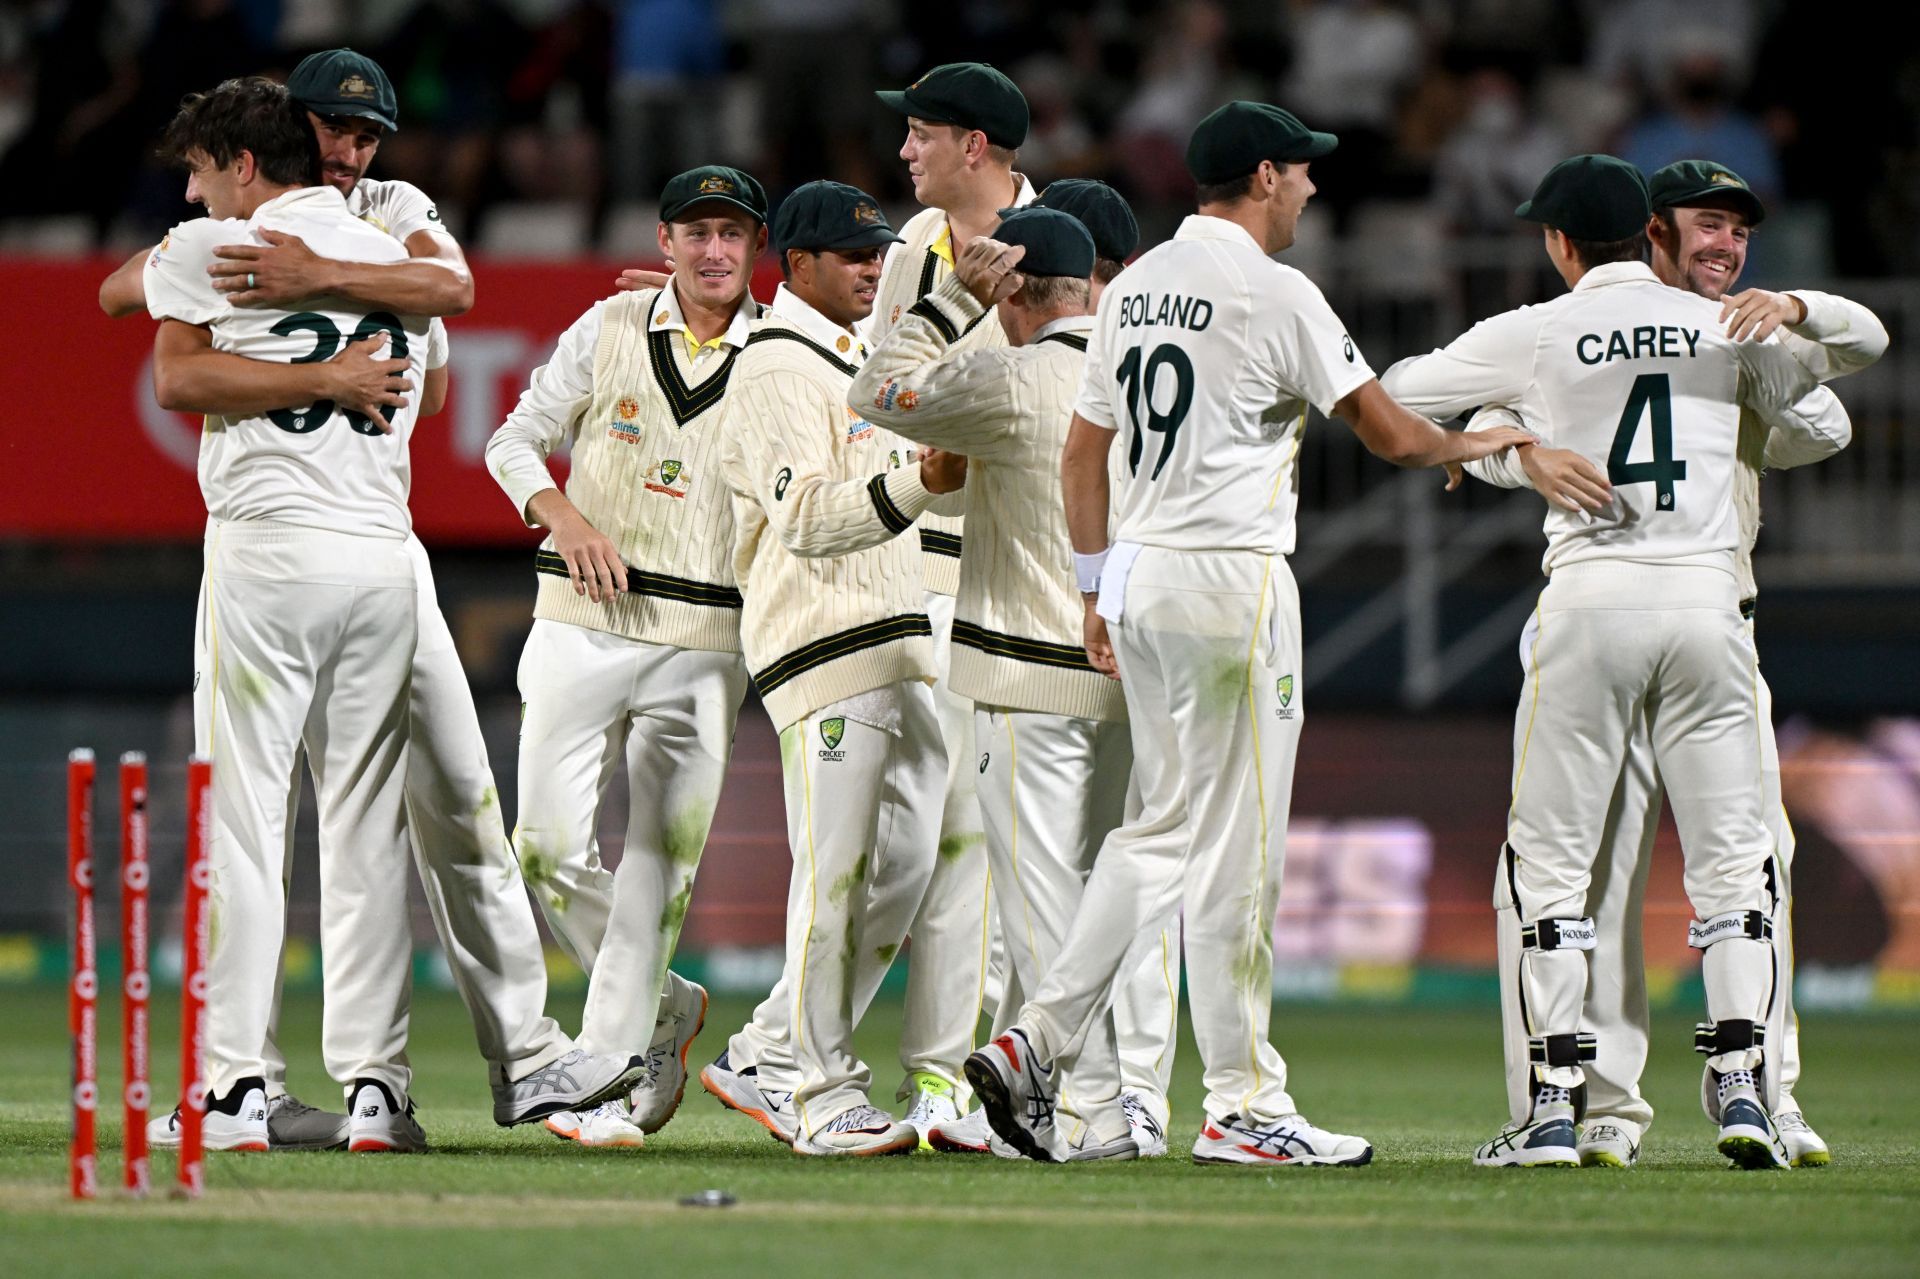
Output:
top-left (1663, 204), bottom-right (1751, 301)
top-left (662, 208), bottom-right (764, 308)
top-left (182, 150), bottom-right (245, 220)
top-left (307, 112), bottom-right (383, 196)
top-left (901, 118), bottom-right (971, 207)
top-left (791, 245), bottom-right (886, 329)
top-left (1268, 161), bottom-right (1317, 252)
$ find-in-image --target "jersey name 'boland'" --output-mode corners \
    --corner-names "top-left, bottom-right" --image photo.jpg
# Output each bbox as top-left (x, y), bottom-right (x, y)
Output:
top-left (1114, 291), bottom-right (1214, 331)
top-left (1576, 325), bottom-right (1702, 365)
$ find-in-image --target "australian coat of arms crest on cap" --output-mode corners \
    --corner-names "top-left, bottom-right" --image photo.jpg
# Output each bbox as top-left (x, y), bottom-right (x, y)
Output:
top-left (699, 175), bottom-right (735, 194)
top-left (339, 74), bottom-right (375, 99)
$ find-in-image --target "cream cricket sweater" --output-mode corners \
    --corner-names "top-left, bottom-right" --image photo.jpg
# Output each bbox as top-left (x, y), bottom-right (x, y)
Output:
top-left (486, 285), bottom-right (754, 652)
top-left (868, 175), bottom-right (1036, 595)
top-left (721, 284), bottom-right (954, 729)
top-left (852, 276), bottom-right (1124, 722)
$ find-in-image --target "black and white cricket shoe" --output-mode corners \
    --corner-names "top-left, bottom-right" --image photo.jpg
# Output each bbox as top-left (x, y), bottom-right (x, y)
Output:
top-left (964, 1029), bottom-right (1061, 1163)
top-left (1195, 1112), bottom-right (1373, 1167)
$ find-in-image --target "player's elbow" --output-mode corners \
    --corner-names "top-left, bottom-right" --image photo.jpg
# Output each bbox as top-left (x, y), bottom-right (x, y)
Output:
top-left (442, 273), bottom-right (475, 316)
top-left (150, 361), bottom-right (195, 413)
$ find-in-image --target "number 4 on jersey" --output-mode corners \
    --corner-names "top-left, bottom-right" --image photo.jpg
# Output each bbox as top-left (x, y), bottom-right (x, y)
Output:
top-left (1607, 372), bottom-right (1686, 509)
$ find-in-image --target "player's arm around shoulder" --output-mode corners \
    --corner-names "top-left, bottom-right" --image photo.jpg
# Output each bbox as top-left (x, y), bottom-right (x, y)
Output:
top-left (1734, 332), bottom-right (1854, 468)
top-left (1769, 289), bottom-right (1891, 382)
top-left (852, 276), bottom-right (1021, 456)
top-left (728, 341), bottom-right (954, 558)
top-left (1378, 305), bottom-right (1542, 422)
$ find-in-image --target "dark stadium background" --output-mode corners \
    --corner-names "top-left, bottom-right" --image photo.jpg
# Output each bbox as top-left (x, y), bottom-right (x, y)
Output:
top-left (1, 0), bottom-right (1914, 1009)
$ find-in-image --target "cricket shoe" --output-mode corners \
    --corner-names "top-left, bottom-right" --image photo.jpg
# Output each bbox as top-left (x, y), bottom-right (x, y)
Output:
top-left (347, 1079), bottom-right (428, 1154)
top-left (700, 1051), bottom-right (796, 1145)
top-left (147, 1091), bottom-right (345, 1151)
top-left (902, 1071), bottom-right (960, 1151)
top-left (628, 974), bottom-right (709, 1134)
top-left (1773, 1109), bottom-right (1830, 1168)
top-left (191, 1078), bottom-right (271, 1152)
top-left (1576, 1119), bottom-right (1641, 1168)
top-left (927, 1105), bottom-right (993, 1154)
top-left (1122, 1090), bottom-right (1171, 1158)
top-left (791, 1104), bottom-right (919, 1157)
top-left (1196, 1113), bottom-right (1373, 1167)
top-left (1052, 1115), bottom-right (1138, 1162)
top-left (1475, 1089), bottom-right (1578, 1167)
top-left (490, 1048), bottom-right (649, 1127)
top-left (1713, 1070), bottom-right (1790, 1170)
top-left (545, 1098), bottom-right (646, 1149)
top-left (964, 1029), bottom-right (1060, 1163)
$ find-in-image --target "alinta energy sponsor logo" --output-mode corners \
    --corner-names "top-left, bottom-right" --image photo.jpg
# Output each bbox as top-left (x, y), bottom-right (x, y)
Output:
top-left (846, 407), bottom-right (875, 443)
top-left (609, 395), bottom-right (643, 442)
top-left (818, 717), bottom-right (847, 761)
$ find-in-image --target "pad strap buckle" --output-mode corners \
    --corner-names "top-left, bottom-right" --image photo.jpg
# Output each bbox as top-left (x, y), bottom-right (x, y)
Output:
top-left (1528, 1032), bottom-right (1598, 1068)
top-left (1520, 917), bottom-right (1597, 951)
top-left (1694, 1019), bottom-right (1765, 1056)
top-left (1687, 910), bottom-right (1772, 949)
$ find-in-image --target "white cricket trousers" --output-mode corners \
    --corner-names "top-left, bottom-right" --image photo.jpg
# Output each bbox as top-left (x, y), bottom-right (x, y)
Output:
top-left (976, 705), bottom-right (1179, 1137)
top-left (727, 680), bottom-right (944, 1137)
top-left (515, 619), bottom-right (748, 1057)
top-left (1498, 562), bottom-right (1776, 1101)
top-left (195, 520), bottom-right (415, 1102)
top-left (1022, 548), bottom-right (1302, 1126)
top-left (899, 592), bottom-right (990, 1101)
top-left (254, 539), bottom-right (574, 1094)
top-left (1498, 610), bottom-right (1802, 1128)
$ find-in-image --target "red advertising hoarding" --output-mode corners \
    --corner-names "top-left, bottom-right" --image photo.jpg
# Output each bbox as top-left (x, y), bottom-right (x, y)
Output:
top-left (0, 255), bottom-right (785, 543)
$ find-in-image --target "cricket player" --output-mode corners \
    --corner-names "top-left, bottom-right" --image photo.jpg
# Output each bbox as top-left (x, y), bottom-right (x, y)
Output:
top-left (853, 208), bottom-right (1142, 1161)
top-left (700, 181), bottom-right (962, 1155)
top-left (113, 53), bottom-right (640, 1151)
top-left (145, 76), bottom-right (434, 1152)
top-left (1463, 160), bottom-right (1885, 1168)
top-left (1380, 154), bottom-right (1852, 1169)
top-left (484, 165), bottom-right (773, 1148)
top-left (866, 61), bottom-right (1035, 1136)
top-left (970, 102), bottom-right (1530, 1165)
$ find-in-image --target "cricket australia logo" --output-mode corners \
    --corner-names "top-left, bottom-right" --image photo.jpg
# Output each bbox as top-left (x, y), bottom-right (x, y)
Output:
top-left (818, 717), bottom-right (847, 761)
top-left (1275, 674), bottom-right (1296, 720)
top-left (645, 458), bottom-right (688, 498)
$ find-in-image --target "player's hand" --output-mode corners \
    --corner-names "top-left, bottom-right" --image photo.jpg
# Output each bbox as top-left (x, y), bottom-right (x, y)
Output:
top-left (1720, 288), bottom-right (1807, 342)
top-left (1450, 425), bottom-right (1535, 464)
top-left (209, 230), bottom-right (329, 305)
top-left (320, 334), bottom-right (411, 434)
top-left (1519, 444), bottom-right (1612, 514)
top-left (550, 510), bottom-right (628, 602)
top-left (1083, 598), bottom-right (1119, 681)
top-left (953, 237), bottom-right (1026, 307)
top-left (1442, 462), bottom-right (1466, 492)
top-left (920, 446), bottom-right (968, 494)
top-left (616, 268), bottom-right (672, 292)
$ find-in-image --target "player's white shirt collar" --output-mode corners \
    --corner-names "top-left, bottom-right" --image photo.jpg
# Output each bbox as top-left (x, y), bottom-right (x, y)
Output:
top-left (1173, 213), bottom-right (1264, 254)
top-left (1030, 313), bottom-right (1095, 343)
top-left (650, 277), bottom-right (756, 350)
top-left (249, 184), bottom-right (348, 224)
top-left (1572, 260), bottom-right (1662, 292)
top-left (769, 282), bottom-right (865, 360)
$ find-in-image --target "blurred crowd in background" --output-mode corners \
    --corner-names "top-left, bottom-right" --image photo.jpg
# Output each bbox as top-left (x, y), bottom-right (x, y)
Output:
top-left (2, 0), bottom-right (1916, 273)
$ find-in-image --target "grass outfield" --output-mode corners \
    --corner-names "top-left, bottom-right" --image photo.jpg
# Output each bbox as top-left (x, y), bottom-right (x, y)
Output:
top-left (2, 987), bottom-right (1917, 1276)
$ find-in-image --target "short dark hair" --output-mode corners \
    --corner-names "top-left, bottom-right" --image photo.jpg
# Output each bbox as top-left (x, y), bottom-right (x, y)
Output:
top-left (1092, 256), bottom-right (1125, 286)
top-left (1567, 229), bottom-right (1648, 268)
top-left (1194, 171), bottom-right (1256, 206)
top-left (160, 76), bottom-right (320, 187)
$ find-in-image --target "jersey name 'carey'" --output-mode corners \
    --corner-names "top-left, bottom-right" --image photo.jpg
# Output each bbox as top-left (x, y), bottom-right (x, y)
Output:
top-left (1577, 325), bottom-right (1702, 365)
top-left (1115, 291), bottom-right (1214, 331)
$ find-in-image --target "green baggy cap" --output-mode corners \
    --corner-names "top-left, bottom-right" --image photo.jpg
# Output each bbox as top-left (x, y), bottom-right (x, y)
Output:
top-left (990, 206), bottom-right (1096, 279)
top-left (1515, 154), bottom-right (1651, 241)
top-left (877, 62), bottom-right (1029, 149)
top-left (1033, 179), bottom-right (1138, 262)
top-left (1647, 159), bottom-right (1766, 226)
top-left (660, 165), bottom-right (769, 224)
top-left (287, 49), bottom-right (398, 132)
top-left (774, 180), bottom-right (904, 254)
top-left (1186, 101), bottom-right (1337, 185)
